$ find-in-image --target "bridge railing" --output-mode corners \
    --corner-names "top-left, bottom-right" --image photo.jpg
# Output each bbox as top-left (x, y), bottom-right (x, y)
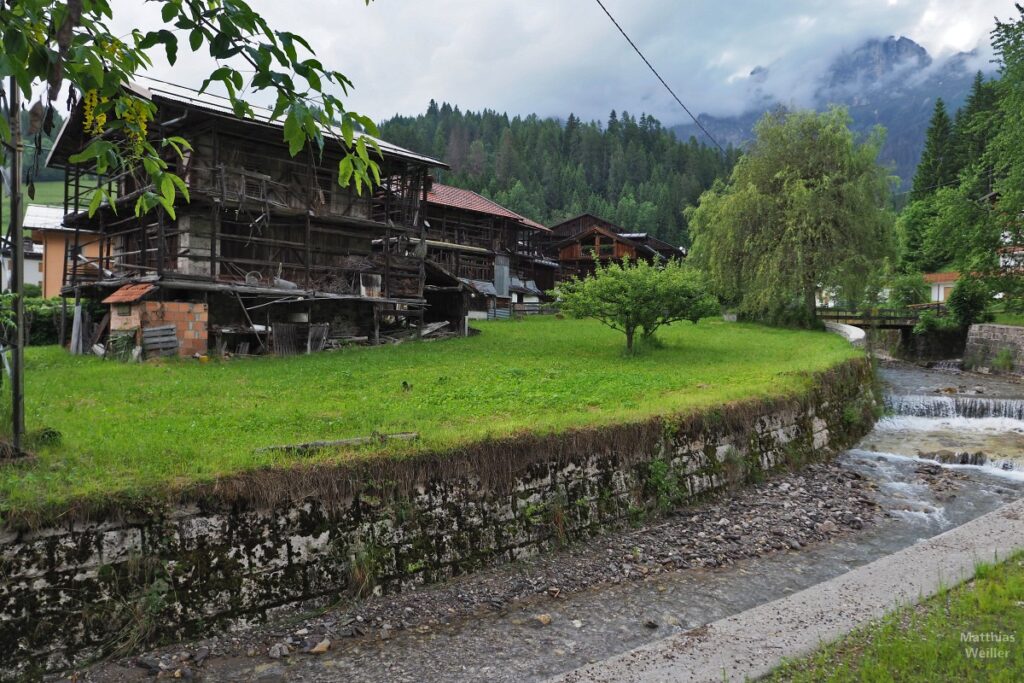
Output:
top-left (816, 303), bottom-right (947, 325)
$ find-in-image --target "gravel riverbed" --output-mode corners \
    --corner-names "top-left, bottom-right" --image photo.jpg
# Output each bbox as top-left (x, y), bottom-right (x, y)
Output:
top-left (72, 460), bottom-right (891, 682)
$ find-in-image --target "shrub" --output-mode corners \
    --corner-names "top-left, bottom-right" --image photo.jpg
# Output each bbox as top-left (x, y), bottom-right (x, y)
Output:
top-left (992, 347), bottom-right (1015, 373)
top-left (947, 277), bottom-right (993, 328)
top-left (912, 310), bottom-right (960, 335)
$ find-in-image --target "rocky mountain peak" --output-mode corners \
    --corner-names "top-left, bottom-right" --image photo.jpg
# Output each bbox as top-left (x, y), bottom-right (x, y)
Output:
top-left (827, 35), bottom-right (932, 89)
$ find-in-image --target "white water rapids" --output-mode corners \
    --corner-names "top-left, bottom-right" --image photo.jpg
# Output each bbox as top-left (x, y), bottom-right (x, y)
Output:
top-left (873, 389), bottom-right (1024, 476)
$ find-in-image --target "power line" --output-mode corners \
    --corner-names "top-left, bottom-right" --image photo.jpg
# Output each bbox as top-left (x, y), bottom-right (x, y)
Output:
top-left (592, 0), bottom-right (726, 154)
top-left (892, 177), bottom-right (962, 197)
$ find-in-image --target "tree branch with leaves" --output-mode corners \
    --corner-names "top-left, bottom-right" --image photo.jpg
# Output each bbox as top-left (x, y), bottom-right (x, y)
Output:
top-left (0, 0), bottom-right (382, 218)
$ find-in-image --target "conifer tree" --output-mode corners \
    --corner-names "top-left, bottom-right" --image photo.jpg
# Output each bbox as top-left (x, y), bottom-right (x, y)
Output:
top-left (911, 99), bottom-right (955, 201)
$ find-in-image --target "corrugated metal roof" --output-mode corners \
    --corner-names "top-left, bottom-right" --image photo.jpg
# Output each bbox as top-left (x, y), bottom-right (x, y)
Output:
top-left (459, 278), bottom-right (499, 297)
top-left (427, 183), bottom-right (548, 231)
top-left (22, 204), bottom-right (66, 231)
top-left (102, 283), bottom-right (155, 304)
top-left (510, 277), bottom-right (544, 296)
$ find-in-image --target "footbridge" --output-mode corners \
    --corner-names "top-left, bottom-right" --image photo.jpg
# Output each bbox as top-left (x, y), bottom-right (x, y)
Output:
top-left (816, 304), bottom-right (948, 330)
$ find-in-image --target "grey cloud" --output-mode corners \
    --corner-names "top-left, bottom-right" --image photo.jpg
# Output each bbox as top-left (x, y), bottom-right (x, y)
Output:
top-left (108, 0), bottom-right (1009, 126)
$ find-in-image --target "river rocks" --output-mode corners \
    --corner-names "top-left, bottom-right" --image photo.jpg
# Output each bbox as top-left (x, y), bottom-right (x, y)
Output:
top-left (267, 643), bottom-right (289, 659)
top-left (925, 450), bottom-right (989, 466)
top-left (307, 638), bottom-right (331, 654)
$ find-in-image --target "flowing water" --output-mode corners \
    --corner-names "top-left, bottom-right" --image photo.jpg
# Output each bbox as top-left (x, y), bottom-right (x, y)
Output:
top-left (198, 363), bottom-right (1024, 683)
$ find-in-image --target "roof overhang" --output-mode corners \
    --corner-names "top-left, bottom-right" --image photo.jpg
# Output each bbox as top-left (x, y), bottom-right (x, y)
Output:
top-left (48, 76), bottom-right (449, 171)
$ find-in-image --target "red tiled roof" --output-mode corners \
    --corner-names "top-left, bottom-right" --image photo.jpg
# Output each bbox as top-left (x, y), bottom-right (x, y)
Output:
top-left (427, 183), bottom-right (548, 231)
top-left (102, 283), bottom-right (155, 304)
top-left (923, 272), bottom-right (960, 284)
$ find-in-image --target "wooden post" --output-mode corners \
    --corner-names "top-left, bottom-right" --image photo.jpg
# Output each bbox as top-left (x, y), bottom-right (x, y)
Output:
top-left (156, 208), bottom-right (165, 275)
top-left (305, 212), bottom-right (312, 289)
top-left (73, 164), bottom-right (80, 216)
top-left (373, 304), bottom-right (380, 345)
top-left (211, 203), bottom-right (220, 280)
top-left (7, 74), bottom-right (25, 450)
top-left (383, 224), bottom-right (390, 299)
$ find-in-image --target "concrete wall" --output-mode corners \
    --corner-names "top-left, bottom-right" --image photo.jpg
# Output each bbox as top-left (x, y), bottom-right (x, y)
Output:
top-left (32, 230), bottom-right (102, 299)
top-left (965, 323), bottom-right (1024, 374)
top-left (0, 359), bottom-right (874, 680)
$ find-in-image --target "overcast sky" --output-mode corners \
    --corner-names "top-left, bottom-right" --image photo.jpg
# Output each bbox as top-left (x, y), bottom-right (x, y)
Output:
top-left (109, 0), bottom-right (1013, 126)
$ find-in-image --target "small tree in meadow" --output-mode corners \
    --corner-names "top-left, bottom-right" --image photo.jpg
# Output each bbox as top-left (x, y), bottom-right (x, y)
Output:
top-left (553, 259), bottom-right (719, 352)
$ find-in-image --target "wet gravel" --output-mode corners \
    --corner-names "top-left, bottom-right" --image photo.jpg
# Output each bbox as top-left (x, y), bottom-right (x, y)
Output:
top-left (71, 461), bottom-right (883, 682)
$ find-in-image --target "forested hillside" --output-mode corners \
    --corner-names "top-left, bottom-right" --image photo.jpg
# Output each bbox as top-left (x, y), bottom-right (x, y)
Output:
top-left (379, 104), bottom-right (738, 245)
top-left (895, 6), bottom-right (1024, 314)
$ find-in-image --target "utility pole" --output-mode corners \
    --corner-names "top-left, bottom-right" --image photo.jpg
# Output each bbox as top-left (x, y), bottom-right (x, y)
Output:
top-left (8, 75), bottom-right (24, 452)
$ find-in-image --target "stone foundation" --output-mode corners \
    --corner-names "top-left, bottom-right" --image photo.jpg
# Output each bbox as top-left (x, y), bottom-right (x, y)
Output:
top-left (965, 323), bottom-right (1024, 374)
top-left (0, 359), bottom-right (875, 680)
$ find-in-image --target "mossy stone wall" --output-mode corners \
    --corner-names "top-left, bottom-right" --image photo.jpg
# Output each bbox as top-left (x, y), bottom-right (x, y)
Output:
top-left (0, 359), bottom-right (875, 680)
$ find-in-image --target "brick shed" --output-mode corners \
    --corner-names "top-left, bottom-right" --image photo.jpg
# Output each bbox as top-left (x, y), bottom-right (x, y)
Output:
top-left (104, 284), bottom-right (208, 357)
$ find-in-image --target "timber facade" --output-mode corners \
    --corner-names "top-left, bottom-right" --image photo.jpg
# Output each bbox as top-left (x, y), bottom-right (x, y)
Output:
top-left (47, 79), bottom-right (461, 355)
top-left (546, 213), bottom-right (686, 281)
top-left (422, 183), bottom-right (554, 318)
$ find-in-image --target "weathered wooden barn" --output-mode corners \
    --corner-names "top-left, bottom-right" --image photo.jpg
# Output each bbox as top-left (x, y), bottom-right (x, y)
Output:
top-left (421, 183), bottom-right (554, 318)
top-left (46, 78), bottom-right (462, 356)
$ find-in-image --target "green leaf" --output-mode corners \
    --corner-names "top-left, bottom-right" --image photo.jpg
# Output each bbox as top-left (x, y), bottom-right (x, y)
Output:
top-left (156, 196), bottom-right (177, 220)
top-left (169, 173), bottom-right (191, 203)
top-left (161, 2), bottom-right (178, 23)
top-left (338, 156), bottom-right (354, 187)
top-left (88, 188), bottom-right (105, 217)
top-left (69, 139), bottom-right (115, 165)
top-left (283, 109), bottom-right (305, 157)
top-left (189, 29), bottom-right (203, 52)
top-left (160, 174), bottom-right (175, 204)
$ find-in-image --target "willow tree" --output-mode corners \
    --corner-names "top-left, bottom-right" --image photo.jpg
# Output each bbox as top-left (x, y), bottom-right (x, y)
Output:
top-left (687, 107), bottom-right (894, 325)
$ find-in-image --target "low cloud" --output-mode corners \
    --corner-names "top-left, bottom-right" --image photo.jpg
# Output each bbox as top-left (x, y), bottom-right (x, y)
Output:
top-left (107, 0), bottom-right (1009, 126)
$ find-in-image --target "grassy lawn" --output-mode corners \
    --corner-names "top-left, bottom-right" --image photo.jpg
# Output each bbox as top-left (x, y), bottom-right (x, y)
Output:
top-left (989, 302), bottom-right (1024, 327)
top-left (0, 317), bottom-right (859, 523)
top-left (2, 181), bottom-right (65, 236)
top-left (24, 179), bottom-right (65, 206)
top-left (769, 551), bottom-right (1024, 682)
top-left (993, 312), bottom-right (1024, 327)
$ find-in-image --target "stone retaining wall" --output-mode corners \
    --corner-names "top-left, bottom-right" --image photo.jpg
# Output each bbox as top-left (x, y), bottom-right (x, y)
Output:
top-left (965, 324), bottom-right (1024, 374)
top-left (0, 359), bottom-right (875, 680)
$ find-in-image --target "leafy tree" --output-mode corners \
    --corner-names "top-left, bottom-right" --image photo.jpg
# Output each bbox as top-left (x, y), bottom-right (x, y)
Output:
top-left (888, 272), bottom-right (930, 307)
top-left (910, 98), bottom-right (955, 201)
top-left (0, 0), bottom-right (383, 218)
top-left (687, 107), bottom-right (895, 326)
top-left (552, 259), bottom-right (718, 352)
top-left (988, 6), bottom-right (1024, 261)
top-left (896, 195), bottom-right (941, 272)
top-left (895, 3), bottom-right (1023, 313)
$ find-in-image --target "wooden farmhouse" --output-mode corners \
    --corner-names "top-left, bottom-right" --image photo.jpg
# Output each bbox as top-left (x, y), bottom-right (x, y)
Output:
top-left (421, 183), bottom-right (554, 318)
top-left (46, 78), bottom-right (466, 356)
top-left (546, 213), bottom-right (687, 281)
